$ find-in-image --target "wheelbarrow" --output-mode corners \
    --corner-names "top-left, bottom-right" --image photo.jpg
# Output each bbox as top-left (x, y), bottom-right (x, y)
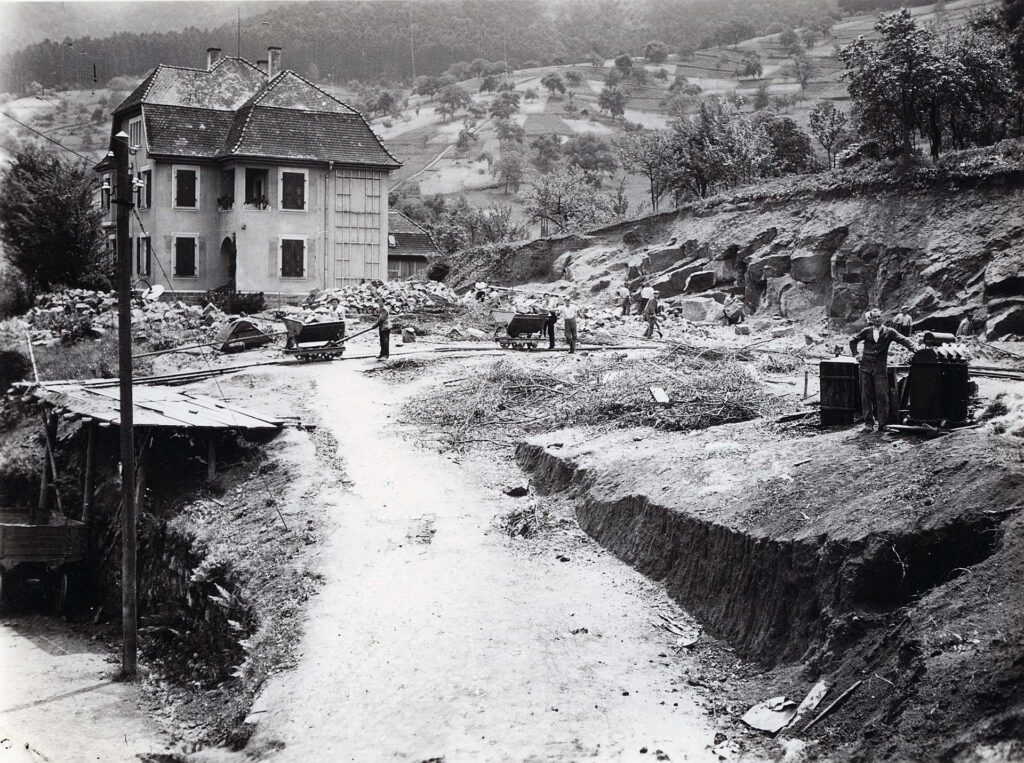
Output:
top-left (491, 310), bottom-right (549, 351)
top-left (282, 317), bottom-right (347, 361)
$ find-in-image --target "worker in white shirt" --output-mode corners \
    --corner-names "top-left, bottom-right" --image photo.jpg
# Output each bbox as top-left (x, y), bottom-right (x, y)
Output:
top-left (616, 284), bottom-right (632, 316)
top-left (639, 283), bottom-right (655, 314)
top-left (561, 296), bottom-right (580, 353)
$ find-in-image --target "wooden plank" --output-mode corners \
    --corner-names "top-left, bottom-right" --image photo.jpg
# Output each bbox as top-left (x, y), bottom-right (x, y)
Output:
top-left (650, 386), bottom-right (671, 405)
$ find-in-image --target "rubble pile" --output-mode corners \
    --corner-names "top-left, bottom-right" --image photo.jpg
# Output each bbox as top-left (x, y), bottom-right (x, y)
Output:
top-left (303, 281), bottom-right (458, 316)
top-left (4, 289), bottom-right (226, 346)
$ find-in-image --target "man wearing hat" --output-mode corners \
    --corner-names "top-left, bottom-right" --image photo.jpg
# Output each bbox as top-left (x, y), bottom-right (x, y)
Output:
top-left (849, 308), bottom-right (918, 431)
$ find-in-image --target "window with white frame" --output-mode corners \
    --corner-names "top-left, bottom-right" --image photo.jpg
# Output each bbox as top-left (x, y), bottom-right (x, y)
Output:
top-left (128, 116), bottom-right (144, 151)
top-left (279, 168), bottom-right (307, 211)
top-left (102, 173), bottom-right (112, 211)
top-left (173, 235), bottom-right (198, 277)
top-left (279, 237), bottom-right (306, 278)
top-left (244, 168), bottom-right (269, 207)
top-left (136, 236), bottom-right (151, 276)
top-left (172, 165), bottom-right (199, 209)
top-left (138, 168), bottom-right (152, 209)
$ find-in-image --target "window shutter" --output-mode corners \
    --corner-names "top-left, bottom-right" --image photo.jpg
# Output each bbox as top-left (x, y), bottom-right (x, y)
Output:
top-left (306, 239), bottom-right (315, 280)
top-left (197, 236), bottom-right (206, 277)
top-left (269, 239), bottom-right (278, 277)
top-left (164, 237), bottom-right (173, 274)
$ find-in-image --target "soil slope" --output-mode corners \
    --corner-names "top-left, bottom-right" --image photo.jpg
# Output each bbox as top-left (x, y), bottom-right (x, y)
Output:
top-left (516, 423), bottom-right (1024, 759)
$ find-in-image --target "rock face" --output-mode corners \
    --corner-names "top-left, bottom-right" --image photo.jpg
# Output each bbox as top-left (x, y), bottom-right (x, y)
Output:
top-left (452, 174), bottom-right (1024, 338)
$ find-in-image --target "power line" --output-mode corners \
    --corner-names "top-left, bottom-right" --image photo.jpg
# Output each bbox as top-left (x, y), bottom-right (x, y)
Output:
top-left (1, 110), bottom-right (99, 163)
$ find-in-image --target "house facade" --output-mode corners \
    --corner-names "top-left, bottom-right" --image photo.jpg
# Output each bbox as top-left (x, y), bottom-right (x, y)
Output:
top-left (387, 211), bottom-right (440, 280)
top-left (97, 47), bottom-right (400, 297)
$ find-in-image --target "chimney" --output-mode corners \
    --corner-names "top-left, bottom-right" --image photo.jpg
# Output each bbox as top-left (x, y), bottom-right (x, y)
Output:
top-left (206, 47), bottom-right (222, 70)
top-left (257, 60), bottom-right (268, 74)
top-left (267, 46), bottom-right (282, 78)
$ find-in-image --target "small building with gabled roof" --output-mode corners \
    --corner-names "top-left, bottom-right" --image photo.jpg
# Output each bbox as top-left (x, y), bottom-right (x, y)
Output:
top-left (97, 47), bottom-right (401, 297)
top-left (387, 211), bottom-right (440, 280)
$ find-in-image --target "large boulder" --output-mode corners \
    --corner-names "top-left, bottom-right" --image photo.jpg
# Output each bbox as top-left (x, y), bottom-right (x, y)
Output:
top-left (672, 296), bottom-right (719, 322)
top-left (986, 297), bottom-right (1024, 338)
top-left (746, 253), bottom-right (791, 283)
top-left (779, 280), bottom-right (827, 320)
top-left (684, 270), bottom-right (716, 293)
top-left (790, 250), bottom-right (832, 283)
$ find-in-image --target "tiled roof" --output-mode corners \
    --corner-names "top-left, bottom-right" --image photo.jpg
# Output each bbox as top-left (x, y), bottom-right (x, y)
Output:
top-left (144, 105), bottom-right (235, 158)
top-left (388, 212), bottom-right (439, 259)
top-left (114, 58), bottom-right (266, 114)
top-left (224, 106), bottom-right (399, 168)
top-left (107, 58), bottom-right (399, 169)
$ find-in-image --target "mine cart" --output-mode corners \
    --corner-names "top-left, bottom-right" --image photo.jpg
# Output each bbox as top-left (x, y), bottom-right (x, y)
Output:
top-left (0, 510), bottom-right (88, 613)
top-left (216, 318), bottom-right (276, 353)
top-left (282, 317), bottom-right (347, 361)
top-left (491, 310), bottom-right (549, 351)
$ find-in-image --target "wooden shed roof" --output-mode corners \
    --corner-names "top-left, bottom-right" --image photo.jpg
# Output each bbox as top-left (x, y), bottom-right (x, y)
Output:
top-left (19, 382), bottom-right (282, 430)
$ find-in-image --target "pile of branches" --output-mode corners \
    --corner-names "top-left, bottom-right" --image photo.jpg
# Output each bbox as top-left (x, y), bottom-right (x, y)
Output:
top-left (405, 350), bottom-right (780, 449)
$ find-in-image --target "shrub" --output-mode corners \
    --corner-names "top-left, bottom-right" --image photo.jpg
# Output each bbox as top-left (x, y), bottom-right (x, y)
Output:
top-left (204, 289), bottom-right (266, 315)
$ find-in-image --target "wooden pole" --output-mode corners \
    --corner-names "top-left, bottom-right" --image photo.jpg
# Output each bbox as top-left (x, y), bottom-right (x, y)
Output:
top-left (207, 436), bottom-right (217, 483)
top-left (115, 131), bottom-right (138, 679)
top-left (82, 421), bottom-right (95, 524)
top-left (36, 412), bottom-right (52, 520)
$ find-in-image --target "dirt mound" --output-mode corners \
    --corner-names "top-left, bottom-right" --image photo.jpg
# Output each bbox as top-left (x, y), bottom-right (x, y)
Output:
top-left (516, 424), bottom-right (1024, 759)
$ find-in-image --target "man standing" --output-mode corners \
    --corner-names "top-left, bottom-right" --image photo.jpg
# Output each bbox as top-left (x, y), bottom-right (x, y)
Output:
top-left (643, 291), bottom-right (663, 339)
top-left (892, 307), bottom-right (913, 336)
top-left (372, 297), bottom-right (391, 361)
top-left (616, 284), bottom-right (632, 316)
top-left (849, 308), bottom-right (918, 432)
top-left (543, 294), bottom-right (560, 350)
top-left (561, 296), bottom-right (579, 354)
top-left (639, 283), bottom-right (655, 315)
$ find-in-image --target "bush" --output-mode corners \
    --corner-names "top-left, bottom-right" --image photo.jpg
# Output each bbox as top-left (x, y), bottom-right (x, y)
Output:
top-left (204, 289), bottom-right (266, 315)
top-left (426, 256), bottom-right (453, 282)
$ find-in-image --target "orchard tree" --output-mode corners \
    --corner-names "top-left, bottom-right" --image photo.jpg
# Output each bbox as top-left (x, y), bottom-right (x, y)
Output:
top-left (615, 130), bottom-right (673, 211)
top-left (755, 113), bottom-right (816, 173)
top-left (0, 145), bottom-right (105, 292)
top-left (479, 74), bottom-right (500, 93)
top-left (645, 40), bottom-right (668, 63)
top-left (489, 90), bottom-right (521, 120)
top-left (540, 72), bottom-right (566, 97)
top-left (494, 149), bottom-right (525, 193)
top-left (530, 134), bottom-right (563, 172)
top-left (614, 54), bottom-right (633, 76)
top-left (742, 53), bottom-right (763, 79)
top-left (495, 118), bottom-right (525, 144)
top-left (413, 75), bottom-right (441, 98)
top-left (753, 82), bottom-right (770, 110)
top-left (564, 70), bottom-right (584, 89)
top-left (808, 100), bottom-right (849, 168)
top-left (779, 28), bottom-right (802, 55)
top-left (525, 165), bottom-right (615, 235)
top-left (565, 133), bottom-right (619, 179)
top-left (523, 87), bottom-right (539, 102)
top-left (598, 85), bottom-right (627, 118)
top-left (438, 84), bottom-right (471, 121)
top-left (792, 53), bottom-right (815, 90)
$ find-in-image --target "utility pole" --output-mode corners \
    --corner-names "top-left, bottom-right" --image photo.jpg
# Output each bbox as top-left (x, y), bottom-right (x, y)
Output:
top-left (409, 5), bottom-right (416, 81)
top-left (113, 131), bottom-right (137, 678)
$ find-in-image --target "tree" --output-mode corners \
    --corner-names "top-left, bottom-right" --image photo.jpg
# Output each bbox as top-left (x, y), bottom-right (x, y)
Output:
top-left (598, 85), bottom-right (627, 118)
top-left (615, 130), bottom-right (673, 211)
top-left (469, 58), bottom-right (491, 77)
top-left (530, 134), bottom-right (563, 173)
top-left (742, 53), bottom-right (763, 79)
top-left (755, 113), bottom-right (816, 173)
top-left (565, 133), bottom-right (618, 178)
top-left (605, 68), bottom-right (624, 87)
top-left (91, 106), bottom-right (105, 123)
top-left (645, 40), bottom-right (668, 63)
top-left (779, 29), bottom-right (802, 54)
top-left (494, 149), bottom-right (525, 193)
top-left (479, 74), bottom-right (500, 93)
top-left (792, 53), bottom-right (815, 90)
top-left (525, 165), bottom-right (615, 235)
top-left (523, 88), bottom-right (539, 102)
top-left (438, 84), bottom-right (471, 121)
top-left (802, 28), bottom-right (818, 49)
top-left (590, 53), bottom-right (605, 69)
top-left (0, 146), bottom-right (105, 292)
top-left (489, 90), bottom-right (521, 120)
top-left (413, 75), bottom-right (441, 98)
top-left (753, 82), bottom-right (770, 110)
top-left (614, 54), bottom-right (633, 76)
top-left (564, 70), bottom-right (584, 89)
top-left (540, 72), bottom-right (565, 97)
top-left (633, 66), bottom-right (649, 86)
top-left (656, 68), bottom-right (669, 81)
top-left (494, 118), bottom-right (525, 144)
top-left (808, 100), bottom-right (848, 168)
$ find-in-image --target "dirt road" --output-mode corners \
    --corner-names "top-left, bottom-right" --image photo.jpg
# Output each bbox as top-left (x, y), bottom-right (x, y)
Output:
top-left (235, 359), bottom-right (724, 762)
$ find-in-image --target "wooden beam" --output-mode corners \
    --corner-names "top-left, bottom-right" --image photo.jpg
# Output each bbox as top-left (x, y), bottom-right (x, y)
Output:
top-left (82, 421), bottom-right (96, 524)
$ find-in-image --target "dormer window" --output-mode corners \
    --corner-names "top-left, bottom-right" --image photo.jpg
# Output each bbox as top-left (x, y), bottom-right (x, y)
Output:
top-left (388, 234), bottom-right (397, 247)
top-left (128, 116), bottom-right (144, 151)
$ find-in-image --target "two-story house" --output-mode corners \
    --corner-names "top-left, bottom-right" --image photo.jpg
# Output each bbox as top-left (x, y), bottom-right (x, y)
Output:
top-left (97, 46), bottom-right (401, 297)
